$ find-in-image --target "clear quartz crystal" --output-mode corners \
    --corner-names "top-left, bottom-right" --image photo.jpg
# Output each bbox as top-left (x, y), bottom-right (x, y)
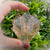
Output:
top-left (14, 12), bottom-right (40, 42)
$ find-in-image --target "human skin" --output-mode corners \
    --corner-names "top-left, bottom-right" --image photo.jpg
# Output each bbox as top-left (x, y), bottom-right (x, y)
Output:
top-left (0, 1), bottom-right (30, 49)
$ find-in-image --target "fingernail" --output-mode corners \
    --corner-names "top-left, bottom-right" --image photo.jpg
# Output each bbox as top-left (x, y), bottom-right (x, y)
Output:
top-left (23, 43), bottom-right (30, 48)
top-left (26, 7), bottom-right (30, 11)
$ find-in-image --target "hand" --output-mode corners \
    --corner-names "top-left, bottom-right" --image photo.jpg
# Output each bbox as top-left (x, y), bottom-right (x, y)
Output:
top-left (0, 1), bottom-right (30, 49)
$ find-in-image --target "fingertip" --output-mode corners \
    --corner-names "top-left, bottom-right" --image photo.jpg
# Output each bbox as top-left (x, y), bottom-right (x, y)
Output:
top-left (22, 7), bottom-right (30, 12)
top-left (17, 2), bottom-right (30, 11)
top-left (24, 43), bottom-right (30, 48)
top-left (22, 42), bottom-right (30, 49)
top-left (26, 7), bottom-right (30, 11)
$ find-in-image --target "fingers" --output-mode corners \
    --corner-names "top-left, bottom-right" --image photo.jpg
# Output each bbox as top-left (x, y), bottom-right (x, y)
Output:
top-left (0, 35), bottom-right (30, 49)
top-left (8, 1), bottom-right (30, 11)
top-left (4, 37), bottom-right (23, 48)
top-left (0, 1), bottom-right (30, 16)
top-left (0, 1), bottom-right (30, 49)
top-left (0, 1), bottom-right (30, 23)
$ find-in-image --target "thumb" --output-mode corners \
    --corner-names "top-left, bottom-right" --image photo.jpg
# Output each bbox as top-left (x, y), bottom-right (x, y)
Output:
top-left (0, 35), bottom-right (23, 48)
top-left (0, 26), bottom-right (30, 49)
top-left (0, 35), bottom-right (30, 49)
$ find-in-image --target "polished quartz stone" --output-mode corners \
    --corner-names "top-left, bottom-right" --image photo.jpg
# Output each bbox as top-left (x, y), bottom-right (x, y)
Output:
top-left (13, 12), bottom-right (40, 42)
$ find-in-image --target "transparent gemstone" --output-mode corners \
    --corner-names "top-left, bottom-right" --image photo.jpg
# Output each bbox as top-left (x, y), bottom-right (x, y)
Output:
top-left (13, 12), bottom-right (40, 42)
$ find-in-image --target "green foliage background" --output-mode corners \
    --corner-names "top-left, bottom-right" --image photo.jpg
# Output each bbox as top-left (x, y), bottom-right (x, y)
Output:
top-left (1, 0), bottom-right (50, 50)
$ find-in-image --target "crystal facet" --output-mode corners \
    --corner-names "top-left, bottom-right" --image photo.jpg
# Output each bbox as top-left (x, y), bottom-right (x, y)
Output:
top-left (13, 12), bottom-right (40, 42)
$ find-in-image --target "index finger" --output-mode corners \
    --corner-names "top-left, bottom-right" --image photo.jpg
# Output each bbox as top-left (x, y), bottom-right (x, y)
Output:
top-left (0, 1), bottom-right (30, 16)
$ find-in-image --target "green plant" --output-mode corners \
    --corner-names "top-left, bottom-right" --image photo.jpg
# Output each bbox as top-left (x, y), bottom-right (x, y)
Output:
top-left (1, 0), bottom-right (50, 50)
